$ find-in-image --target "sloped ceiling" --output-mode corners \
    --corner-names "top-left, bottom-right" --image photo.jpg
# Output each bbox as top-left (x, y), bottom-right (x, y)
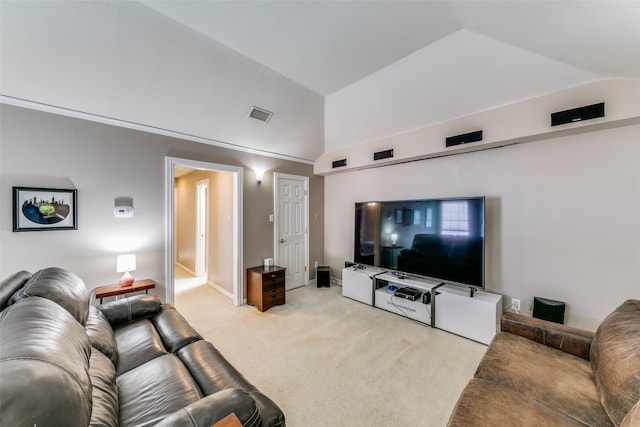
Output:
top-left (2, 1), bottom-right (639, 161)
top-left (140, 0), bottom-right (640, 153)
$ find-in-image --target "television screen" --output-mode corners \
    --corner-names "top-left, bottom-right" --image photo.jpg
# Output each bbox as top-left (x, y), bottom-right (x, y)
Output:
top-left (354, 197), bottom-right (485, 288)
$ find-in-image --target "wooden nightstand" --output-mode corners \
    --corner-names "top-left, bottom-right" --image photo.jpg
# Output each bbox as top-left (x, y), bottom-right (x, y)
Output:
top-left (94, 279), bottom-right (155, 303)
top-left (246, 266), bottom-right (285, 312)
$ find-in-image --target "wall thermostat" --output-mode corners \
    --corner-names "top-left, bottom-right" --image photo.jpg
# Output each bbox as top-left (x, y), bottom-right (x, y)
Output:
top-left (114, 197), bottom-right (135, 218)
top-left (114, 205), bottom-right (135, 218)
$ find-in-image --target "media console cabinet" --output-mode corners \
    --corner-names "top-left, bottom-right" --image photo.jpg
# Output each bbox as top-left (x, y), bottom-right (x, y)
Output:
top-left (342, 266), bottom-right (502, 344)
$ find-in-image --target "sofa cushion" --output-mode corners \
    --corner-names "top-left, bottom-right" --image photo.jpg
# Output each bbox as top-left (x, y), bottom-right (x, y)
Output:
top-left (0, 270), bottom-right (31, 310)
top-left (177, 340), bottom-right (257, 395)
top-left (447, 378), bottom-right (587, 427)
top-left (19, 267), bottom-right (90, 325)
top-left (152, 304), bottom-right (203, 352)
top-left (177, 340), bottom-right (287, 426)
top-left (114, 318), bottom-right (167, 375)
top-left (0, 297), bottom-right (92, 427)
top-left (87, 305), bottom-right (118, 365)
top-left (98, 294), bottom-right (162, 327)
top-left (591, 299), bottom-right (640, 426)
top-left (622, 401), bottom-right (640, 427)
top-left (475, 332), bottom-right (612, 426)
top-left (117, 353), bottom-right (202, 427)
top-left (155, 389), bottom-right (260, 427)
top-left (89, 349), bottom-right (119, 427)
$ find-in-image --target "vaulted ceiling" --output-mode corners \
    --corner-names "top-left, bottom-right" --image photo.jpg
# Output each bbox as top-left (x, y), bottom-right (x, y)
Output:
top-left (142, 1), bottom-right (640, 96)
top-left (140, 0), bottom-right (640, 154)
top-left (2, 1), bottom-right (639, 162)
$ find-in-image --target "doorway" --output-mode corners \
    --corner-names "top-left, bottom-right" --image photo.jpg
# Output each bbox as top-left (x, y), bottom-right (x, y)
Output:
top-left (165, 157), bottom-right (243, 306)
top-left (195, 179), bottom-right (208, 277)
top-left (274, 173), bottom-right (309, 290)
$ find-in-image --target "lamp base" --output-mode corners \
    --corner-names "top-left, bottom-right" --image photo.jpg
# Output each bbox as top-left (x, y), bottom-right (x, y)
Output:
top-left (119, 272), bottom-right (135, 287)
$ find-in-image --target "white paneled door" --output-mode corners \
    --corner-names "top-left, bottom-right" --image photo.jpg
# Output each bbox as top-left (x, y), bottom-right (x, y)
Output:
top-left (276, 174), bottom-right (308, 290)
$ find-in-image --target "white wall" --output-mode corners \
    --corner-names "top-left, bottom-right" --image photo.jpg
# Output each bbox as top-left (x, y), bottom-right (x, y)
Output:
top-left (0, 104), bottom-right (324, 299)
top-left (325, 124), bottom-right (640, 330)
top-left (0, 0), bottom-right (324, 161)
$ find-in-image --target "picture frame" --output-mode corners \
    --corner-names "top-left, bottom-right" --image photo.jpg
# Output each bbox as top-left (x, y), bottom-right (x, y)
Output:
top-left (13, 187), bottom-right (78, 232)
top-left (413, 209), bottom-right (422, 225)
top-left (395, 209), bottom-right (403, 224)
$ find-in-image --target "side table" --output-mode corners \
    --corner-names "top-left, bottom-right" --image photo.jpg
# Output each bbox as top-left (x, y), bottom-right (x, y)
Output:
top-left (94, 279), bottom-right (155, 304)
top-left (246, 265), bottom-right (286, 312)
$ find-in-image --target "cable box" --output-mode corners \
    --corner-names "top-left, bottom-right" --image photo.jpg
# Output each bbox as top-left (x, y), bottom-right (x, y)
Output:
top-left (394, 287), bottom-right (422, 301)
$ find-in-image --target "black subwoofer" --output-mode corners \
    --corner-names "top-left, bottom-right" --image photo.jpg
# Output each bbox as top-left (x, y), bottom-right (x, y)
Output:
top-left (316, 266), bottom-right (330, 288)
top-left (533, 296), bottom-right (566, 324)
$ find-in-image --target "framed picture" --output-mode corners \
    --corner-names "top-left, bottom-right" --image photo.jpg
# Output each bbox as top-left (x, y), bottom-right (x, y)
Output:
top-left (413, 209), bottom-right (422, 225)
top-left (13, 187), bottom-right (78, 232)
top-left (395, 209), bottom-right (403, 224)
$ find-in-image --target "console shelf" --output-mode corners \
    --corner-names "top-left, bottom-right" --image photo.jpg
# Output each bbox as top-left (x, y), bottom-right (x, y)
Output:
top-left (342, 267), bottom-right (503, 344)
top-left (373, 272), bottom-right (439, 325)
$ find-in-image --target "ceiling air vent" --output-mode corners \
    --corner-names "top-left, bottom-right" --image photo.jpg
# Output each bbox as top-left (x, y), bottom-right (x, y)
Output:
top-left (248, 106), bottom-right (273, 123)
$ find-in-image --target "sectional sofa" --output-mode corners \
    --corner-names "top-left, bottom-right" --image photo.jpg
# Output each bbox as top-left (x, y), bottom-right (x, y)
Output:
top-left (448, 300), bottom-right (640, 426)
top-left (0, 267), bottom-right (285, 427)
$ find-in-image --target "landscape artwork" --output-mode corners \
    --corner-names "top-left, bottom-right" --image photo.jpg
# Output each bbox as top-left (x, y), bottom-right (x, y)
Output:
top-left (13, 187), bottom-right (77, 231)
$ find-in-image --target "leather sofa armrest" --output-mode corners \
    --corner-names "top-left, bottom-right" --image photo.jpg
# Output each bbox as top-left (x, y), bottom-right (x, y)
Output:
top-left (501, 311), bottom-right (594, 360)
top-left (154, 389), bottom-right (260, 427)
top-left (98, 294), bottom-right (162, 328)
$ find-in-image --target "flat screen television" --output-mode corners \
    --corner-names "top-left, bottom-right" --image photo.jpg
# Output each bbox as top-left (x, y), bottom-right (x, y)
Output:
top-left (354, 196), bottom-right (485, 289)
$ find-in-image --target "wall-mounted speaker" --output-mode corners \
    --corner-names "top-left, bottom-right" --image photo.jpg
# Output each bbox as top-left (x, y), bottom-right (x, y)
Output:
top-left (332, 159), bottom-right (347, 168)
top-left (373, 149), bottom-right (394, 161)
top-left (533, 297), bottom-right (566, 324)
top-left (445, 130), bottom-right (483, 147)
top-left (551, 102), bottom-right (604, 126)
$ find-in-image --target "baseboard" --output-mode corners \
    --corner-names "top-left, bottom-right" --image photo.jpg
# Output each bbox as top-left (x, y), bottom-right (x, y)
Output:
top-left (207, 281), bottom-right (234, 300)
top-left (175, 262), bottom-right (196, 276)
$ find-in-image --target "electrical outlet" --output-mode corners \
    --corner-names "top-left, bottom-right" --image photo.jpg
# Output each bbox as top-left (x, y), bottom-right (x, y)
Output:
top-left (314, 261), bottom-right (319, 269)
top-left (512, 298), bottom-right (521, 312)
top-left (527, 302), bottom-right (533, 313)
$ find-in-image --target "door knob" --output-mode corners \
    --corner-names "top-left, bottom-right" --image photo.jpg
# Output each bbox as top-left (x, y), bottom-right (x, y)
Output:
top-left (280, 239), bottom-right (286, 244)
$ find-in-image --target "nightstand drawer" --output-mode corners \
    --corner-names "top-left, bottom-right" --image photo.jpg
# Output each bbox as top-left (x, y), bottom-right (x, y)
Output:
top-left (263, 272), bottom-right (284, 287)
top-left (264, 280), bottom-right (284, 293)
top-left (265, 288), bottom-right (285, 302)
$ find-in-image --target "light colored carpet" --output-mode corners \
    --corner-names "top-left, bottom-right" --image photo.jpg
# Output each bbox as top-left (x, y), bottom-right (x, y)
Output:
top-left (175, 281), bottom-right (486, 427)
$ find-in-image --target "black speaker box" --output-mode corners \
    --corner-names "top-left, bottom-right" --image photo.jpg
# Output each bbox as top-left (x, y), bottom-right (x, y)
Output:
top-left (445, 130), bottom-right (483, 147)
top-left (533, 297), bottom-right (565, 324)
top-left (332, 159), bottom-right (347, 168)
top-left (373, 149), bottom-right (394, 161)
top-left (551, 102), bottom-right (604, 126)
top-left (316, 266), bottom-right (330, 288)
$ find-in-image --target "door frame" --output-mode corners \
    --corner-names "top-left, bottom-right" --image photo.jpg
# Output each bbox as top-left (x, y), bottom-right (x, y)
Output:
top-left (195, 178), bottom-right (209, 277)
top-left (273, 173), bottom-right (309, 287)
top-left (165, 157), bottom-right (243, 306)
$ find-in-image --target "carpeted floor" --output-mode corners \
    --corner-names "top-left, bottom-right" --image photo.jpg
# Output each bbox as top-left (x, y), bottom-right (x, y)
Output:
top-left (175, 278), bottom-right (486, 427)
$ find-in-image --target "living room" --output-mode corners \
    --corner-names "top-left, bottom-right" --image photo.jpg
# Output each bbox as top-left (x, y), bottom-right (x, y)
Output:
top-left (1, 1), bottom-right (639, 426)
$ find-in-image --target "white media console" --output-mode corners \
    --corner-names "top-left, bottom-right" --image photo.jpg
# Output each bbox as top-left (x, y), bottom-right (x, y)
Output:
top-left (342, 266), bottom-right (502, 345)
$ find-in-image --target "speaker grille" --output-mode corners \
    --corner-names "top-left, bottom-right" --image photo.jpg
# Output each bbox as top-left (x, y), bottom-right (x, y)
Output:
top-left (551, 102), bottom-right (604, 126)
top-left (332, 159), bottom-right (347, 168)
top-left (373, 149), bottom-right (394, 161)
top-left (446, 130), bottom-right (483, 147)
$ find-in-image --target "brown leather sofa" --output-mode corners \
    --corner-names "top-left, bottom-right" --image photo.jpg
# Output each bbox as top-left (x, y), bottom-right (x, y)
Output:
top-left (0, 268), bottom-right (285, 427)
top-left (448, 300), bottom-right (640, 426)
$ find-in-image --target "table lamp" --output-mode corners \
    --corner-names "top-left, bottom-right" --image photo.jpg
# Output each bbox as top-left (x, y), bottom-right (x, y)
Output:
top-left (117, 254), bottom-right (136, 287)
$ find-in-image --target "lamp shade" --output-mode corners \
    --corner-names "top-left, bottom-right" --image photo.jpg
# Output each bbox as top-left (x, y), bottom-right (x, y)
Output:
top-left (116, 254), bottom-right (136, 273)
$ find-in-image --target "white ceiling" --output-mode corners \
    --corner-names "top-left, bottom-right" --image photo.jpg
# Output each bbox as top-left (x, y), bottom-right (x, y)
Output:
top-left (142, 0), bottom-right (640, 97)
top-left (3, 1), bottom-right (639, 161)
